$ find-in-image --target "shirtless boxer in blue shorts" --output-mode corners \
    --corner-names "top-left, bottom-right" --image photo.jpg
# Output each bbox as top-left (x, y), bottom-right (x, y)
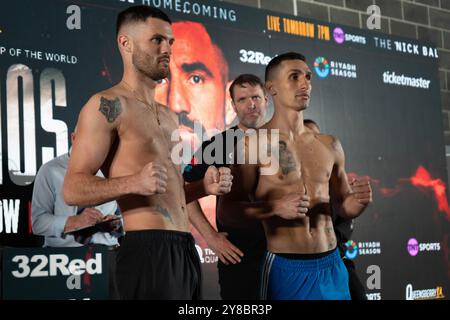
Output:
top-left (221, 52), bottom-right (372, 300)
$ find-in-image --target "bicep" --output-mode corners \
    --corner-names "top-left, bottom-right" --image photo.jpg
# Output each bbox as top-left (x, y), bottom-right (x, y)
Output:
top-left (67, 95), bottom-right (119, 176)
top-left (330, 137), bottom-right (351, 202)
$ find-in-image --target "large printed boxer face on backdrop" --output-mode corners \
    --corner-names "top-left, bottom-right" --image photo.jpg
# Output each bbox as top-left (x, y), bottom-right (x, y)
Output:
top-left (154, 21), bottom-right (230, 241)
top-left (155, 21), bottom-right (229, 150)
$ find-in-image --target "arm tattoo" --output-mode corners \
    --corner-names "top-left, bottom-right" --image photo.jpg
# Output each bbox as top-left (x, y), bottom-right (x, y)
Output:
top-left (99, 97), bottom-right (122, 123)
top-left (279, 141), bottom-right (297, 175)
top-left (155, 205), bottom-right (174, 224)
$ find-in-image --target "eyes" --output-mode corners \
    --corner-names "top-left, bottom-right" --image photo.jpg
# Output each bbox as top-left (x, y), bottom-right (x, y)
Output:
top-left (237, 96), bottom-right (262, 103)
top-left (156, 78), bottom-right (168, 85)
top-left (151, 36), bottom-right (174, 46)
top-left (188, 74), bottom-right (204, 85)
top-left (155, 75), bottom-right (206, 87)
top-left (289, 72), bottom-right (312, 81)
top-left (151, 37), bottom-right (163, 45)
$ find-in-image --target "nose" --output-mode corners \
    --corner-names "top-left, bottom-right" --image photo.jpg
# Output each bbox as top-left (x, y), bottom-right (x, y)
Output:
top-left (248, 98), bottom-right (257, 110)
top-left (300, 75), bottom-right (310, 91)
top-left (160, 39), bottom-right (172, 56)
top-left (168, 76), bottom-right (191, 115)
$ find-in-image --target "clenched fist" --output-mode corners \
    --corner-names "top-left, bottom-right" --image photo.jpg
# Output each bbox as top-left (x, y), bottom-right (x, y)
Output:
top-left (136, 162), bottom-right (168, 195)
top-left (203, 166), bottom-right (233, 195)
top-left (349, 177), bottom-right (372, 206)
top-left (342, 176), bottom-right (372, 218)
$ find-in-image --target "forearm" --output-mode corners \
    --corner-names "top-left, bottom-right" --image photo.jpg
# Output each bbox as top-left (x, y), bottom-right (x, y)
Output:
top-left (184, 181), bottom-right (207, 204)
top-left (338, 198), bottom-right (365, 219)
top-left (220, 200), bottom-right (275, 226)
top-left (63, 173), bottom-right (136, 207)
top-left (188, 201), bottom-right (216, 240)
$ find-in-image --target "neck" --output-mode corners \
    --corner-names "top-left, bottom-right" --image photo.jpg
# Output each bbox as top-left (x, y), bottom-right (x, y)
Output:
top-left (237, 123), bottom-right (249, 131)
top-left (271, 102), bottom-right (305, 136)
top-left (122, 67), bottom-right (156, 103)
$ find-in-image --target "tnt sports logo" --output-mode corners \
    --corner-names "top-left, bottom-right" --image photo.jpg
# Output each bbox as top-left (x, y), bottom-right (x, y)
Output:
top-left (407, 238), bottom-right (440, 256)
top-left (314, 57), bottom-right (330, 78)
top-left (332, 27), bottom-right (367, 45)
top-left (345, 240), bottom-right (358, 260)
top-left (407, 238), bottom-right (419, 256)
top-left (333, 27), bottom-right (345, 44)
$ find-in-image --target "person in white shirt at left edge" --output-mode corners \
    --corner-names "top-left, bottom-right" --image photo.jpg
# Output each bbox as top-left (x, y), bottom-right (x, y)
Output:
top-left (31, 127), bottom-right (123, 299)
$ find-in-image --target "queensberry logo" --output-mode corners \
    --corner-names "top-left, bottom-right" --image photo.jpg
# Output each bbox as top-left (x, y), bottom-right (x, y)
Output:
top-left (314, 56), bottom-right (330, 78)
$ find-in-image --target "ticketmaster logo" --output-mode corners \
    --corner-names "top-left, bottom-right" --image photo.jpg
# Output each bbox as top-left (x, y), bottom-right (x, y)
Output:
top-left (382, 71), bottom-right (431, 89)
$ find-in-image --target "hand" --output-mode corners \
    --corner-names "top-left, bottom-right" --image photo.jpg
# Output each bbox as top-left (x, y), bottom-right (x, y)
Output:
top-left (64, 207), bottom-right (104, 233)
top-left (272, 193), bottom-right (310, 220)
top-left (136, 162), bottom-right (168, 196)
top-left (343, 177), bottom-right (372, 216)
top-left (349, 177), bottom-right (372, 205)
top-left (206, 232), bottom-right (244, 265)
top-left (203, 166), bottom-right (233, 195)
top-left (96, 215), bottom-right (121, 233)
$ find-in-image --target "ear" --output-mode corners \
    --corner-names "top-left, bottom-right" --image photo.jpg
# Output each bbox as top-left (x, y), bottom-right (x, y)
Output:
top-left (230, 99), bottom-right (237, 113)
top-left (265, 80), bottom-right (276, 96)
top-left (118, 34), bottom-right (132, 53)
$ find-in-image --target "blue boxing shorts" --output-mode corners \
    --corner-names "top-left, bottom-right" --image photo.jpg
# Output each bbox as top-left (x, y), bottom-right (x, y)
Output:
top-left (260, 248), bottom-right (351, 300)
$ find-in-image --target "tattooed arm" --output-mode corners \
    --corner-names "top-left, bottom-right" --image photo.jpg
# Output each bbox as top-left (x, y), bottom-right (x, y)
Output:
top-left (63, 93), bottom-right (167, 207)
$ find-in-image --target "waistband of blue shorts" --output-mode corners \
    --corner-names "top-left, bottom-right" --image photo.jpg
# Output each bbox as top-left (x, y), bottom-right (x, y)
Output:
top-left (267, 247), bottom-right (341, 272)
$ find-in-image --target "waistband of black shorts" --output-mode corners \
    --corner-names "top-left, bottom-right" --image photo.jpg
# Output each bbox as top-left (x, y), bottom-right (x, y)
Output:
top-left (123, 229), bottom-right (195, 244)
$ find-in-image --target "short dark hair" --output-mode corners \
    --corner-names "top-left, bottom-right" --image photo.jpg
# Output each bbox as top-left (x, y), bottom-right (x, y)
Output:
top-left (229, 74), bottom-right (265, 101)
top-left (265, 52), bottom-right (306, 81)
top-left (116, 5), bottom-right (171, 36)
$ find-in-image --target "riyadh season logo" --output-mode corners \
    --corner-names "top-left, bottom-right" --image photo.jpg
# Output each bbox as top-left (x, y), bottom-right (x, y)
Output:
top-left (333, 27), bottom-right (367, 45)
top-left (344, 240), bottom-right (358, 260)
top-left (407, 238), bottom-right (440, 256)
top-left (406, 284), bottom-right (445, 300)
top-left (314, 57), bottom-right (330, 78)
top-left (345, 240), bottom-right (381, 260)
top-left (314, 56), bottom-right (357, 79)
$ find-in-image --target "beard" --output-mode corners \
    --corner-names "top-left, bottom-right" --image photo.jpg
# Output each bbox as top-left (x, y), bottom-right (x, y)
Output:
top-left (132, 47), bottom-right (169, 81)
